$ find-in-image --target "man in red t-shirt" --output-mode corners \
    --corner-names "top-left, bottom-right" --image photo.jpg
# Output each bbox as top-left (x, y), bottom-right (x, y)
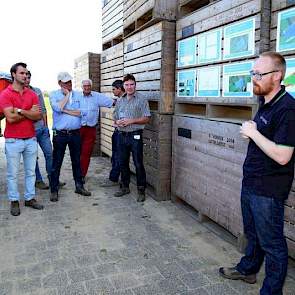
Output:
top-left (0, 62), bottom-right (43, 216)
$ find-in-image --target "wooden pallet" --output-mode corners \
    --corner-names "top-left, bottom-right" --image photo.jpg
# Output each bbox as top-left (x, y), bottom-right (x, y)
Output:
top-left (129, 112), bottom-right (172, 201)
top-left (100, 107), bottom-right (115, 157)
top-left (123, 0), bottom-right (177, 37)
top-left (74, 52), bottom-right (101, 91)
top-left (102, 0), bottom-right (124, 47)
top-left (124, 21), bottom-right (176, 113)
top-left (100, 42), bottom-right (124, 97)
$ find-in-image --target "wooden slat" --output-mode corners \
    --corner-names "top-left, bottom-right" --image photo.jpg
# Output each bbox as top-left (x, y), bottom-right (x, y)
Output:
top-left (176, 0), bottom-right (261, 40)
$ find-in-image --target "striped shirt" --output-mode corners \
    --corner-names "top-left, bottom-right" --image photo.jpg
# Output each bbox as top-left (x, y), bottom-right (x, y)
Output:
top-left (113, 92), bottom-right (151, 132)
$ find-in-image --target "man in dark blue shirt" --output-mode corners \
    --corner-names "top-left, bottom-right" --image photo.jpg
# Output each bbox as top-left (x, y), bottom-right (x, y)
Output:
top-left (220, 52), bottom-right (295, 295)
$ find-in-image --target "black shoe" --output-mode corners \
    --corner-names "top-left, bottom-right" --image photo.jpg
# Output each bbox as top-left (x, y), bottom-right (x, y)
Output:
top-left (114, 187), bottom-right (130, 197)
top-left (100, 179), bottom-right (118, 187)
top-left (137, 190), bottom-right (146, 202)
top-left (24, 199), bottom-right (44, 210)
top-left (35, 180), bottom-right (49, 190)
top-left (219, 267), bottom-right (256, 284)
top-left (50, 192), bottom-right (58, 202)
top-left (75, 187), bottom-right (91, 196)
top-left (58, 181), bottom-right (66, 188)
top-left (10, 201), bottom-right (20, 216)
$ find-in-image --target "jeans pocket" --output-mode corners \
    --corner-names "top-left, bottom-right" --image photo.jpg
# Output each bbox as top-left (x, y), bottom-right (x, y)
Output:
top-left (5, 138), bottom-right (16, 143)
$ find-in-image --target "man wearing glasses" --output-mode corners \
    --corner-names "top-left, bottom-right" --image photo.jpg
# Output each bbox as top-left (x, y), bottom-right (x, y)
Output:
top-left (220, 52), bottom-right (295, 295)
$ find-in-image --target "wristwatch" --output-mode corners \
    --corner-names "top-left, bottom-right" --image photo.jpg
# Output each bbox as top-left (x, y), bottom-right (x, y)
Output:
top-left (17, 108), bottom-right (22, 115)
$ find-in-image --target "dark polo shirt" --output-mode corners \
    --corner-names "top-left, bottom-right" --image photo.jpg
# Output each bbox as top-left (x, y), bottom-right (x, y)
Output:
top-left (243, 86), bottom-right (295, 200)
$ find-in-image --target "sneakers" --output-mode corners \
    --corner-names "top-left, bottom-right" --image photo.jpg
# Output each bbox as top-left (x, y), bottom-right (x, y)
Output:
top-left (35, 180), bottom-right (49, 190)
top-left (10, 201), bottom-right (20, 216)
top-left (24, 199), bottom-right (44, 210)
top-left (100, 179), bottom-right (119, 187)
top-left (75, 187), bottom-right (91, 196)
top-left (114, 187), bottom-right (130, 197)
top-left (219, 267), bottom-right (256, 284)
top-left (50, 192), bottom-right (59, 202)
top-left (137, 190), bottom-right (146, 202)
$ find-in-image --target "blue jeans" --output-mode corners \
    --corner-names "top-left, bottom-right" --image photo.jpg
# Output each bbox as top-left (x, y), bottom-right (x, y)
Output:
top-left (50, 131), bottom-right (83, 193)
top-left (118, 130), bottom-right (146, 190)
top-left (5, 138), bottom-right (38, 201)
top-left (109, 129), bottom-right (120, 182)
top-left (236, 186), bottom-right (288, 295)
top-left (35, 126), bottom-right (53, 182)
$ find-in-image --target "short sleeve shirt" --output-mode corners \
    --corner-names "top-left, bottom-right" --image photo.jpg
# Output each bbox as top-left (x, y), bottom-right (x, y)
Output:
top-left (113, 92), bottom-right (151, 132)
top-left (0, 85), bottom-right (39, 138)
top-left (32, 86), bottom-right (46, 130)
top-left (243, 86), bottom-right (295, 199)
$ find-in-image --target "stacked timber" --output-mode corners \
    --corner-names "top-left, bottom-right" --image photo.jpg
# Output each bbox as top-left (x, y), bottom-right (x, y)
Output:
top-left (102, 0), bottom-right (123, 49)
top-left (123, 0), bottom-right (177, 36)
top-left (74, 52), bottom-right (101, 91)
top-left (123, 20), bottom-right (176, 200)
top-left (74, 52), bottom-right (101, 155)
top-left (99, 0), bottom-right (177, 200)
top-left (100, 0), bottom-right (125, 157)
top-left (270, 0), bottom-right (295, 258)
top-left (100, 43), bottom-right (124, 157)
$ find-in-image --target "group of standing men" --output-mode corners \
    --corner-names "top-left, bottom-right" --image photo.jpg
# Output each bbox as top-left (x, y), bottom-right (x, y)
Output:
top-left (0, 62), bottom-right (151, 216)
top-left (1, 51), bottom-right (295, 294)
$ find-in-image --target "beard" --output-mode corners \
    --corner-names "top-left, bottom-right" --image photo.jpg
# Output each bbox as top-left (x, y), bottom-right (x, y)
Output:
top-left (253, 82), bottom-right (274, 96)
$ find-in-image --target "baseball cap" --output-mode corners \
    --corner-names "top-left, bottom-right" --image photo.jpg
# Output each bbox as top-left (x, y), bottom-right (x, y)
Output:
top-left (57, 72), bottom-right (73, 83)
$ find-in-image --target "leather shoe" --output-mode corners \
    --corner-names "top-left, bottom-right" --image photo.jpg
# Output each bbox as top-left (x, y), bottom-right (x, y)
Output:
top-left (10, 201), bottom-right (20, 216)
top-left (219, 267), bottom-right (256, 284)
top-left (35, 180), bottom-right (49, 190)
top-left (75, 187), bottom-right (91, 196)
top-left (50, 192), bottom-right (58, 202)
top-left (25, 199), bottom-right (44, 210)
top-left (114, 187), bottom-right (130, 197)
top-left (137, 190), bottom-right (146, 202)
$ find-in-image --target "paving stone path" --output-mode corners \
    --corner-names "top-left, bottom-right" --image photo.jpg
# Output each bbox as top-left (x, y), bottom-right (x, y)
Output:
top-left (0, 138), bottom-right (294, 295)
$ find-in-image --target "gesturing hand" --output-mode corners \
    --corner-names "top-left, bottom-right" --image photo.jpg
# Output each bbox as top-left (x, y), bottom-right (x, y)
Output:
top-left (240, 120), bottom-right (257, 139)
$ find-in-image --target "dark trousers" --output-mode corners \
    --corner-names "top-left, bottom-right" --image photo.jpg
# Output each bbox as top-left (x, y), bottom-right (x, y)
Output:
top-left (236, 186), bottom-right (288, 295)
top-left (118, 130), bottom-right (146, 190)
top-left (50, 131), bottom-right (83, 193)
top-left (109, 129), bottom-right (120, 182)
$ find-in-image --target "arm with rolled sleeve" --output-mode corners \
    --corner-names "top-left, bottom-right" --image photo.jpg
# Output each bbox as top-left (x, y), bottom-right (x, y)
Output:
top-left (49, 90), bottom-right (64, 113)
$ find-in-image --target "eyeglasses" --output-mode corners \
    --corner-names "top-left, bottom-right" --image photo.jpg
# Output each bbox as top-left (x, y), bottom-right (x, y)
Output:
top-left (249, 70), bottom-right (279, 80)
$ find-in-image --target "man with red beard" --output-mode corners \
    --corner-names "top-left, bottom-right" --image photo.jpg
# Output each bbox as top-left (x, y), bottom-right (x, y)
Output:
top-left (219, 52), bottom-right (295, 295)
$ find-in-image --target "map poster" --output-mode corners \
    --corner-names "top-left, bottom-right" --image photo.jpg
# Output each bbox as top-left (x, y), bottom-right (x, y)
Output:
top-left (178, 36), bottom-right (197, 67)
top-left (223, 62), bottom-right (253, 97)
top-left (223, 18), bottom-right (255, 60)
top-left (284, 58), bottom-right (295, 98)
top-left (277, 7), bottom-right (295, 52)
top-left (197, 66), bottom-right (220, 97)
top-left (178, 70), bottom-right (196, 97)
top-left (198, 29), bottom-right (222, 64)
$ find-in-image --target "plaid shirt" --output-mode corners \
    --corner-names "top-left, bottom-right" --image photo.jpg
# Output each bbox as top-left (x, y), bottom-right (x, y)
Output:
top-left (113, 92), bottom-right (151, 132)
